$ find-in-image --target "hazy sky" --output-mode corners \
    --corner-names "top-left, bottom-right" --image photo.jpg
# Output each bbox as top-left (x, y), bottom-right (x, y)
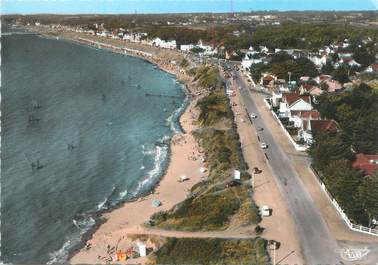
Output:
top-left (2, 0), bottom-right (378, 14)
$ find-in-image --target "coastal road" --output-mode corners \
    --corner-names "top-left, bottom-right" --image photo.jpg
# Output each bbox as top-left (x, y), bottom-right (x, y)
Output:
top-left (232, 69), bottom-right (343, 265)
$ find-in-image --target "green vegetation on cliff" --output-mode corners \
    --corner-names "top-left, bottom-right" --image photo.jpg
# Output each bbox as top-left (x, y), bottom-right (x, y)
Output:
top-left (150, 66), bottom-right (260, 231)
top-left (152, 237), bottom-right (269, 265)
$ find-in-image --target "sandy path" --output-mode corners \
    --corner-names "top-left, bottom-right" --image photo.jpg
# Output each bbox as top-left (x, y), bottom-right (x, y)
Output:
top-left (129, 227), bottom-right (256, 239)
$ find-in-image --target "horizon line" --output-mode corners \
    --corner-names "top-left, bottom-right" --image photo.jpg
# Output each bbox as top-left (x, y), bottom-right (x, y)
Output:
top-left (3, 9), bottom-right (378, 16)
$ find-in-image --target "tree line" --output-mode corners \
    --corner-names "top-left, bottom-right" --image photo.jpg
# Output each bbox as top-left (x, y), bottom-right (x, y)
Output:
top-left (309, 83), bottom-right (378, 226)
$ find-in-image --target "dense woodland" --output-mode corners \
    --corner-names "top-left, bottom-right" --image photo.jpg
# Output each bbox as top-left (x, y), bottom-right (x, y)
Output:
top-left (309, 84), bottom-right (378, 225)
top-left (251, 23), bottom-right (378, 50)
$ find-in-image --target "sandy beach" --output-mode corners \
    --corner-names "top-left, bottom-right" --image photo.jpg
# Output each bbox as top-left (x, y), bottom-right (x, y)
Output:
top-left (70, 73), bottom-right (205, 264)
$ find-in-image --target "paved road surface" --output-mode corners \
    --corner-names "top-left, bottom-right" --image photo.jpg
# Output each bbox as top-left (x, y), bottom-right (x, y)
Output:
top-left (232, 69), bottom-right (343, 265)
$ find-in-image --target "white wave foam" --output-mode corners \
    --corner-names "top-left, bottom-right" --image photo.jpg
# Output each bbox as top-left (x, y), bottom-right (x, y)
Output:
top-left (166, 96), bottom-right (188, 134)
top-left (48, 216), bottom-right (95, 264)
top-left (96, 198), bottom-right (107, 211)
top-left (119, 189), bottom-right (128, 199)
top-left (132, 139), bottom-right (169, 196)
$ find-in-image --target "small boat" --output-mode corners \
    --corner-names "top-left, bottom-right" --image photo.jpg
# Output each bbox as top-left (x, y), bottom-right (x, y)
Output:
top-left (31, 160), bottom-right (43, 170)
top-left (31, 100), bottom-right (42, 109)
top-left (28, 114), bottom-right (40, 122)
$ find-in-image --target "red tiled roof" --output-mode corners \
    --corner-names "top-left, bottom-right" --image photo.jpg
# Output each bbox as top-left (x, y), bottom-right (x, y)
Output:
top-left (319, 75), bottom-right (332, 81)
top-left (370, 63), bottom-right (378, 71)
top-left (291, 110), bottom-right (321, 120)
top-left (263, 75), bottom-right (274, 81)
top-left (352, 153), bottom-right (378, 176)
top-left (282, 92), bottom-right (311, 106)
top-left (310, 120), bottom-right (338, 135)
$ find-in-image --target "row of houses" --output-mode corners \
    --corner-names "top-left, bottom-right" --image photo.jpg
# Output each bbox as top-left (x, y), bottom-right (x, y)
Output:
top-left (180, 40), bottom-right (218, 56)
top-left (270, 90), bottom-right (339, 146)
top-left (242, 38), bottom-right (377, 73)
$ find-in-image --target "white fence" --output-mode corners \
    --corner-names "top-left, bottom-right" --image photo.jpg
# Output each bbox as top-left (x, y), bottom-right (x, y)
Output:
top-left (263, 96), bottom-right (378, 237)
top-left (311, 166), bottom-right (378, 237)
top-left (263, 99), bottom-right (307, 152)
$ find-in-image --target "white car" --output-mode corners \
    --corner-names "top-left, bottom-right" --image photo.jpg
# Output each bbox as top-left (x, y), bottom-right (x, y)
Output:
top-left (250, 113), bottom-right (257, 119)
top-left (261, 205), bottom-right (271, 217)
top-left (261, 142), bottom-right (268, 149)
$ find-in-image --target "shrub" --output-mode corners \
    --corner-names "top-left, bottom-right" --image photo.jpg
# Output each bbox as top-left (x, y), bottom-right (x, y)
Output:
top-left (153, 238), bottom-right (269, 265)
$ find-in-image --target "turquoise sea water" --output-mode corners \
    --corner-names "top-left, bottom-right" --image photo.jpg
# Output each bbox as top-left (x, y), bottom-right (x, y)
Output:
top-left (1, 29), bottom-right (186, 264)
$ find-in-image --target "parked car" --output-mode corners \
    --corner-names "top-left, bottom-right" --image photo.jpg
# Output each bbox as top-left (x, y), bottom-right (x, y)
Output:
top-left (250, 113), bottom-right (257, 119)
top-left (261, 142), bottom-right (268, 149)
top-left (257, 127), bottom-right (264, 131)
top-left (261, 205), bottom-right (271, 217)
top-left (253, 167), bottom-right (262, 174)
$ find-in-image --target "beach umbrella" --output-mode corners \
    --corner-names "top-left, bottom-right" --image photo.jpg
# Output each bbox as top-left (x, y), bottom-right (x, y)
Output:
top-left (115, 250), bottom-right (127, 261)
top-left (152, 199), bottom-right (161, 207)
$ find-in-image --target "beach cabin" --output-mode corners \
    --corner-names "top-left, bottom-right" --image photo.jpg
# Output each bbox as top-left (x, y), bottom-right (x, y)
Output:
top-left (137, 241), bottom-right (147, 257)
top-left (178, 175), bottom-right (189, 182)
top-left (234, 170), bottom-right (241, 180)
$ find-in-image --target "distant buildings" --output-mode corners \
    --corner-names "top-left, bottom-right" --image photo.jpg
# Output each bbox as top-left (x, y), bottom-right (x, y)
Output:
top-left (151, 37), bottom-right (177, 49)
top-left (180, 40), bottom-right (218, 56)
top-left (241, 46), bottom-right (268, 70)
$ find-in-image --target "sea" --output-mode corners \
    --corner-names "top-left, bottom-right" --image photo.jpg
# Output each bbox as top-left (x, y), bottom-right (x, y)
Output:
top-left (1, 25), bottom-right (186, 264)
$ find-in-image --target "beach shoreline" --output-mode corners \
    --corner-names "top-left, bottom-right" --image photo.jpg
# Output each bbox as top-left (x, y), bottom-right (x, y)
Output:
top-left (35, 30), bottom-right (204, 264)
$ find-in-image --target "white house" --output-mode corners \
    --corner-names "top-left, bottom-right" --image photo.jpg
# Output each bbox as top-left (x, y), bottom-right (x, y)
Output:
top-left (335, 58), bottom-right (361, 68)
top-left (365, 63), bottom-right (378, 73)
top-left (123, 32), bottom-right (147, 43)
top-left (298, 119), bottom-right (338, 145)
top-left (271, 91), bottom-right (282, 107)
top-left (279, 92), bottom-right (312, 117)
top-left (289, 110), bottom-right (321, 128)
top-left (309, 54), bottom-right (327, 67)
top-left (180, 44), bottom-right (195, 52)
top-left (197, 40), bottom-right (217, 55)
top-left (259, 46), bottom-right (269, 54)
top-left (152, 37), bottom-right (177, 49)
top-left (241, 46), bottom-right (266, 69)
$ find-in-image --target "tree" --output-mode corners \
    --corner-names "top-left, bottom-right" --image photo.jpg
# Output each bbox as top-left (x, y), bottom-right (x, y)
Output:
top-left (333, 64), bottom-right (350, 84)
top-left (353, 48), bottom-right (375, 68)
top-left (358, 173), bottom-right (378, 226)
top-left (321, 62), bottom-right (334, 74)
top-left (323, 160), bottom-right (363, 222)
top-left (250, 63), bottom-right (268, 83)
top-left (320, 81), bottom-right (329, 91)
top-left (308, 132), bottom-right (353, 172)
